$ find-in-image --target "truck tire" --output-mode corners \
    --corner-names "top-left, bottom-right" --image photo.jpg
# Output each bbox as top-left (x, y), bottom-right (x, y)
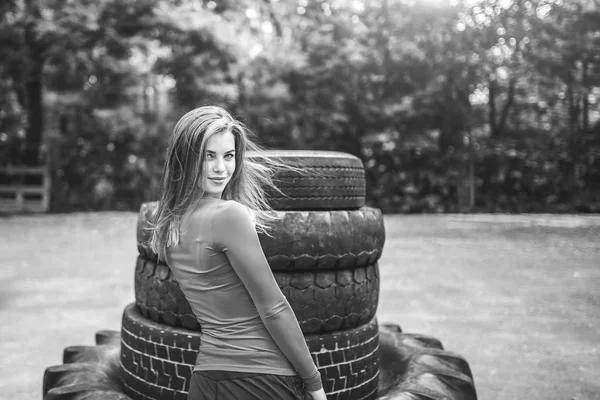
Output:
top-left (120, 303), bottom-right (379, 400)
top-left (247, 150), bottom-right (366, 210)
top-left (135, 257), bottom-right (380, 333)
top-left (137, 205), bottom-right (385, 271)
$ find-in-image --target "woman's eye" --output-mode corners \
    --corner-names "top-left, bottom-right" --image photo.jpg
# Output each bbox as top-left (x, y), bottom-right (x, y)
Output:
top-left (206, 154), bottom-right (214, 160)
top-left (225, 154), bottom-right (234, 160)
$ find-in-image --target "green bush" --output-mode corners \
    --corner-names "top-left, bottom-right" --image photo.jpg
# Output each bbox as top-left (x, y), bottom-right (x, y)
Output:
top-left (49, 106), bottom-right (167, 212)
top-left (363, 128), bottom-right (600, 214)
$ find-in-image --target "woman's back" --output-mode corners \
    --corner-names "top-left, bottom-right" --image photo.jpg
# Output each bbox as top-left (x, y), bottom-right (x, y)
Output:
top-left (166, 198), bottom-right (297, 375)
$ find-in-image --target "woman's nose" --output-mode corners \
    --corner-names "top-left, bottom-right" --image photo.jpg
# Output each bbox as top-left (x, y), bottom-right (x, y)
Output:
top-left (213, 158), bottom-right (225, 171)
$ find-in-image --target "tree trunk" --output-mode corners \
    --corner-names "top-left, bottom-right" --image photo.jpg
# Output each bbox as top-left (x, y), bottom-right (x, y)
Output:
top-left (438, 78), bottom-right (464, 152)
top-left (582, 60), bottom-right (589, 131)
top-left (488, 77), bottom-right (497, 136)
top-left (467, 127), bottom-right (475, 211)
top-left (22, 1), bottom-right (45, 166)
top-left (343, 98), bottom-right (367, 159)
top-left (496, 77), bottom-right (515, 137)
top-left (567, 84), bottom-right (580, 133)
top-left (381, 0), bottom-right (392, 99)
top-left (23, 48), bottom-right (44, 165)
top-left (488, 76), bottom-right (515, 138)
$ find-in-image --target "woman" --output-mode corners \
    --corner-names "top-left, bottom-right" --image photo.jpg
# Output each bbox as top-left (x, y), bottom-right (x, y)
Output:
top-left (149, 106), bottom-right (327, 400)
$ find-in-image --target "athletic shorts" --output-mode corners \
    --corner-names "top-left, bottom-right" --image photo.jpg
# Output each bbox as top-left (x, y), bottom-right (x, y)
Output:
top-left (187, 370), bottom-right (309, 400)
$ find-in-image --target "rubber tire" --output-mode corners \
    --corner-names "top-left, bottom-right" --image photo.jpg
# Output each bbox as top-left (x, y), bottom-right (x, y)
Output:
top-left (46, 384), bottom-right (131, 400)
top-left (257, 207), bottom-right (385, 271)
top-left (137, 204), bottom-right (385, 271)
top-left (377, 323), bottom-right (477, 400)
top-left (246, 150), bottom-right (366, 210)
top-left (41, 323), bottom-right (478, 400)
top-left (135, 256), bottom-right (380, 333)
top-left (120, 303), bottom-right (379, 400)
top-left (43, 331), bottom-right (130, 400)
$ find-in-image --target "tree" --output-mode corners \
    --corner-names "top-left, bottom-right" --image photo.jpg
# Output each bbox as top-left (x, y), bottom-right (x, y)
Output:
top-left (0, 0), bottom-right (161, 165)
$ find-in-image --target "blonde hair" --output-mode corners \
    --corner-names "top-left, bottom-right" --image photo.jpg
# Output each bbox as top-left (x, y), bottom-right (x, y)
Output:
top-left (149, 106), bottom-right (291, 261)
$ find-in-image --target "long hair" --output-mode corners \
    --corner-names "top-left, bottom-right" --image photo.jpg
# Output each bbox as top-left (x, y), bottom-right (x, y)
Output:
top-left (149, 106), bottom-right (292, 261)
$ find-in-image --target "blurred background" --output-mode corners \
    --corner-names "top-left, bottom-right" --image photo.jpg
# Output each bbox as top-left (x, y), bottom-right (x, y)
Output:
top-left (0, 0), bottom-right (599, 214)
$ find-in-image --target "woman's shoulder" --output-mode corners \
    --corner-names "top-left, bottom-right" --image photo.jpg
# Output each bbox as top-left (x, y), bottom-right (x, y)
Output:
top-left (214, 200), bottom-right (256, 226)
top-left (185, 199), bottom-right (234, 224)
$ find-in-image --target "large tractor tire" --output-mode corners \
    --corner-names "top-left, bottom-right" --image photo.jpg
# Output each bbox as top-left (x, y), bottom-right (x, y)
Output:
top-left (120, 303), bottom-right (379, 400)
top-left (135, 256), bottom-right (380, 333)
top-left (42, 323), bottom-right (477, 400)
top-left (377, 324), bottom-right (477, 400)
top-left (137, 205), bottom-right (385, 271)
top-left (42, 330), bottom-right (129, 400)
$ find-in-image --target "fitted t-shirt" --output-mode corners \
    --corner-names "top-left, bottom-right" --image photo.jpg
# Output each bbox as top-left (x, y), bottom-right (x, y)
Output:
top-left (166, 198), bottom-right (322, 391)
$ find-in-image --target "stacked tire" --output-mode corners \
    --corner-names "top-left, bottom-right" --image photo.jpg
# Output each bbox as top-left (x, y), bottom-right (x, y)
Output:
top-left (42, 150), bottom-right (478, 400)
top-left (127, 151), bottom-right (383, 400)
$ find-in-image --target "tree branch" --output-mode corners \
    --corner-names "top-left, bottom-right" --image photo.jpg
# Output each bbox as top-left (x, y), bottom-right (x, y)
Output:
top-left (263, 0), bottom-right (283, 38)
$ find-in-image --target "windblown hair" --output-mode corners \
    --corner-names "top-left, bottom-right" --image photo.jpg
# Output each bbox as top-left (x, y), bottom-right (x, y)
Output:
top-left (149, 106), bottom-right (291, 261)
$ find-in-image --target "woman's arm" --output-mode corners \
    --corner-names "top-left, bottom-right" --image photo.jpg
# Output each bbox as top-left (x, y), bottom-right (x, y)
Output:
top-left (213, 201), bottom-right (322, 391)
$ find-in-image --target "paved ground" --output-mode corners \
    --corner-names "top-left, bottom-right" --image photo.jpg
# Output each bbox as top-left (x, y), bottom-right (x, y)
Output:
top-left (0, 212), bottom-right (599, 400)
top-left (379, 214), bottom-right (600, 400)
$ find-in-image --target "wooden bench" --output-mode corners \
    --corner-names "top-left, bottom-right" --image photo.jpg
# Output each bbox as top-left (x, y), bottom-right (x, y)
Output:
top-left (0, 165), bottom-right (50, 213)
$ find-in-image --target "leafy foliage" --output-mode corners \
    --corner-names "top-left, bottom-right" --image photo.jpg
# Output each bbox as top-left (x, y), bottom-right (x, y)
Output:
top-left (0, 0), bottom-right (599, 212)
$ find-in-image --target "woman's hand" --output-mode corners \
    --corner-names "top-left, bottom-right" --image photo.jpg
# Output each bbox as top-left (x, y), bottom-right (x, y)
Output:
top-left (307, 388), bottom-right (328, 400)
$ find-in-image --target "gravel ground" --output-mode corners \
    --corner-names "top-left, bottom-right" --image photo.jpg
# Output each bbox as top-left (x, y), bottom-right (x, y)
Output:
top-left (0, 212), bottom-right (599, 400)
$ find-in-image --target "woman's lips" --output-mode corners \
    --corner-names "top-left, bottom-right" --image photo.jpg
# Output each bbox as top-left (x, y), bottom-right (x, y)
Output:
top-left (209, 177), bottom-right (227, 184)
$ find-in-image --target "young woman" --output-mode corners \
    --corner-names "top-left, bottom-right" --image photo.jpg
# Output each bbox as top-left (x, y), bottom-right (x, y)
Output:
top-left (149, 106), bottom-right (327, 400)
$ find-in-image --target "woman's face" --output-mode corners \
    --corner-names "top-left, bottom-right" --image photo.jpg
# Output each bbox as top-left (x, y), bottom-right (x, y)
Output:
top-left (200, 131), bottom-right (236, 198)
